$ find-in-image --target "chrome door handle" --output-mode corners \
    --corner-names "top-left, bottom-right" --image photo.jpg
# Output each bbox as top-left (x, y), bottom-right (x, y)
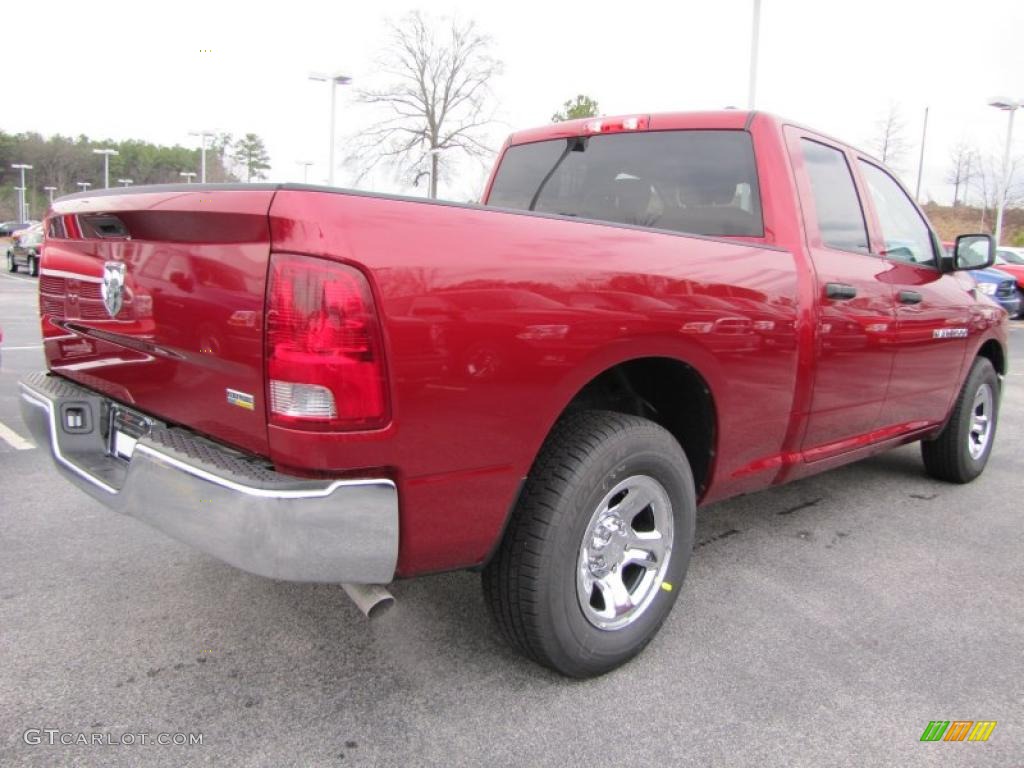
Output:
top-left (825, 283), bottom-right (857, 300)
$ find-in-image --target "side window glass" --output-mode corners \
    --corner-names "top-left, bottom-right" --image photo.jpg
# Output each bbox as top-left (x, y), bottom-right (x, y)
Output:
top-left (800, 139), bottom-right (870, 254)
top-left (858, 161), bottom-right (937, 268)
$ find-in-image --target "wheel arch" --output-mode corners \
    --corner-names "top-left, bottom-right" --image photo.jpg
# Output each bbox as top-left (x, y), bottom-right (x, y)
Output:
top-left (530, 354), bottom-right (719, 500)
top-left (977, 337), bottom-right (1006, 376)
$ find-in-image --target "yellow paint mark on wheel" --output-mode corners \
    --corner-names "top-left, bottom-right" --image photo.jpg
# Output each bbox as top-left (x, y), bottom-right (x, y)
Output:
top-left (661, 582), bottom-right (673, 592)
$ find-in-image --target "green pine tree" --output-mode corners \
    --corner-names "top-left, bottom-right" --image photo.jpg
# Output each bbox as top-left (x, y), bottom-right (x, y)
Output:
top-left (231, 134), bottom-right (271, 182)
top-left (552, 95), bottom-right (600, 123)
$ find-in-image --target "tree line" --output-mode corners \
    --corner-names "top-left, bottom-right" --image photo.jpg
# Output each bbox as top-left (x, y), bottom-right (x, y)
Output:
top-left (0, 131), bottom-right (271, 221)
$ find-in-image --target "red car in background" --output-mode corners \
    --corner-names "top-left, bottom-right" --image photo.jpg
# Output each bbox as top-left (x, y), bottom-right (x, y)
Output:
top-left (995, 247), bottom-right (1024, 290)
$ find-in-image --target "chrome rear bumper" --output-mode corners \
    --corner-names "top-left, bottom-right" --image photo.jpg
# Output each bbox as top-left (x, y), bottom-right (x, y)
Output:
top-left (19, 372), bottom-right (398, 583)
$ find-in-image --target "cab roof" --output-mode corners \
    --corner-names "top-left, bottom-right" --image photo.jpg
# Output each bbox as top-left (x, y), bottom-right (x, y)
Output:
top-left (506, 110), bottom-right (763, 146)
top-left (504, 110), bottom-right (878, 164)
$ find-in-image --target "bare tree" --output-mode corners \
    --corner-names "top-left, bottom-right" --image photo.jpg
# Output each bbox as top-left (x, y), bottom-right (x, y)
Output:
top-left (946, 141), bottom-right (973, 207)
top-left (871, 104), bottom-right (910, 169)
top-left (350, 11), bottom-right (502, 198)
top-left (970, 151), bottom-right (1023, 230)
top-left (961, 149), bottom-right (975, 207)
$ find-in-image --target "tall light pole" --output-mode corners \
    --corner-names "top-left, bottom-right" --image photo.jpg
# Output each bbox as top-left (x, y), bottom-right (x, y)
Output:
top-left (308, 71), bottom-right (353, 186)
top-left (414, 148), bottom-right (444, 198)
top-left (296, 161), bottom-right (314, 183)
top-left (180, 171), bottom-right (197, 184)
top-left (747, 0), bottom-right (761, 109)
top-left (44, 186), bottom-right (57, 205)
top-left (93, 147), bottom-right (118, 189)
top-left (11, 163), bottom-right (32, 223)
top-left (76, 182), bottom-right (92, 194)
top-left (13, 187), bottom-right (26, 221)
top-left (117, 178), bottom-right (133, 187)
top-left (189, 130), bottom-right (215, 183)
top-left (914, 106), bottom-right (929, 202)
top-left (988, 97), bottom-right (1021, 246)
top-left (427, 147), bottom-right (443, 199)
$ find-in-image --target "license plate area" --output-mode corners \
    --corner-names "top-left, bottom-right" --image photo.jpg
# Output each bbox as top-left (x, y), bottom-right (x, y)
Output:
top-left (106, 404), bottom-right (154, 462)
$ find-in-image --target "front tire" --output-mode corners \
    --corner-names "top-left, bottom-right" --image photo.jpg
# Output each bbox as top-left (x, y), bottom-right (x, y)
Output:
top-left (922, 357), bottom-right (1000, 483)
top-left (6, 251), bottom-right (16, 273)
top-left (482, 410), bottom-right (696, 678)
top-left (25, 255), bottom-right (38, 277)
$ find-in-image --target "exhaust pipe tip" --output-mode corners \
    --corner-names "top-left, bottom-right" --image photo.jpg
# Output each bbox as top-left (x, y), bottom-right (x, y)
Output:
top-left (342, 583), bottom-right (395, 619)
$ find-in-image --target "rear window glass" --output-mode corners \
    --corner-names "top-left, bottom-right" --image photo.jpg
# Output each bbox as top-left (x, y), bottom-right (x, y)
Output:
top-left (486, 130), bottom-right (763, 237)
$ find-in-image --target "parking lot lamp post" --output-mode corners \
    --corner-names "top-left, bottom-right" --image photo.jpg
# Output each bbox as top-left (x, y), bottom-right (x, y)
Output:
top-left (914, 106), bottom-right (929, 202)
top-left (427, 147), bottom-right (444, 199)
top-left (76, 182), bottom-right (91, 194)
top-left (11, 163), bottom-right (32, 223)
top-left (296, 161), bottom-right (313, 183)
top-left (180, 171), bottom-right (197, 184)
top-left (44, 186), bottom-right (57, 205)
top-left (747, 0), bottom-right (761, 109)
top-left (308, 71), bottom-right (352, 187)
top-left (117, 179), bottom-right (133, 187)
top-left (189, 130), bottom-right (214, 183)
top-left (92, 148), bottom-right (119, 189)
top-left (988, 97), bottom-right (1022, 246)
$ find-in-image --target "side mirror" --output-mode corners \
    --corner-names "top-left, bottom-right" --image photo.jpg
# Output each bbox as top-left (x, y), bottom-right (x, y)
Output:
top-left (954, 234), bottom-right (995, 271)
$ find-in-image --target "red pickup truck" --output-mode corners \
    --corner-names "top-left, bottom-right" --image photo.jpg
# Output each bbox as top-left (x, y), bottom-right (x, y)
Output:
top-left (20, 111), bottom-right (1007, 677)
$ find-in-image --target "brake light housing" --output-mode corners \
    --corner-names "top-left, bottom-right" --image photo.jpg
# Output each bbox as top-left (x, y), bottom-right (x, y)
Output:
top-left (266, 253), bottom-right (389, 431)
top-left (582, 115), bottom-right (650, 134)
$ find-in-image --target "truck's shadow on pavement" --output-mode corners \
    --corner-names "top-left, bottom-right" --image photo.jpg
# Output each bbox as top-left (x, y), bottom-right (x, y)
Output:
top-left (179, 441), bottom-right (965, 692)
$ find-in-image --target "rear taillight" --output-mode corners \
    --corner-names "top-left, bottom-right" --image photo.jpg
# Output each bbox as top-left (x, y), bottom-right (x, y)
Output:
top-left (266, 253), bottom-right (389, 431)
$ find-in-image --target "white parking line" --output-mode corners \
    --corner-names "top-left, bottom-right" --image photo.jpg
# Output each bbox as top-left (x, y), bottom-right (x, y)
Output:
top-left (0, 272), bottom-right (36, 284)
top-left (0, 420), bottom-right (34, 450)
top-left (1, 345), bottom-right (44, 351)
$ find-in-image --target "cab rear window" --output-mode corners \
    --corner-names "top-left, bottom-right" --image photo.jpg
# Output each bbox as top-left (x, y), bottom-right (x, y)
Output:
top-left (486, 130), bottom-right (763, 237)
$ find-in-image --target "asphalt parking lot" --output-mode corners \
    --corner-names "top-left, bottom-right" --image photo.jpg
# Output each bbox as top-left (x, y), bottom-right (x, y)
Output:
top-left (0, 269), bottom-right (1021, 767)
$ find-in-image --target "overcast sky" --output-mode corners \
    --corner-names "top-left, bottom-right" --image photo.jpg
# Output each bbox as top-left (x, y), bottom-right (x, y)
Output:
top-left (6, 0), bottom-right (1023, 203)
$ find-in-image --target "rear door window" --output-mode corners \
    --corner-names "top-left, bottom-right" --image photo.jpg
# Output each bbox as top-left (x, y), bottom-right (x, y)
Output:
top-left (799, 139), bottom-right (870, 254)
top-left (487, 130), bottom-right (763, 237)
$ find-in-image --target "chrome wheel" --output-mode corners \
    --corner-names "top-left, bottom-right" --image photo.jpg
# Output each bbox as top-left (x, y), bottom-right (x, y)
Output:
top-left (577, 475), bottom-right (673, 630)
top-left (968, 382), bottom-right (994, 460)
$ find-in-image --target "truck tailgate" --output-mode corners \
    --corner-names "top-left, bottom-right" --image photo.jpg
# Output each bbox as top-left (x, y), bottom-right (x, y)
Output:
top-left (40, 188), bottom-right (276, 456)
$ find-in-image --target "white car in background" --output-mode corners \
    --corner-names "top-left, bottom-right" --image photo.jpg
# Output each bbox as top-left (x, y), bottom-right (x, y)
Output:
top-left (5, 223), bottom-right (44, 277)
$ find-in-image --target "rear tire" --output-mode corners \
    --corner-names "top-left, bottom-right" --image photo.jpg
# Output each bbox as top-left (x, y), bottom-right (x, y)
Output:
top-left (482, 410), bottom-right (696, 678)
top-left (6, 252), bottom-right (16, 273)
top-left (921, 357), bottom-right (1000, 483)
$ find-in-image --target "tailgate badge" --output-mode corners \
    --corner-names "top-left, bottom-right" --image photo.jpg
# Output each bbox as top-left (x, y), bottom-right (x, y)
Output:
top-left (226, 389), bottom-right (255, 411)
top-left (101, 261), bottom-right (126, 318)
